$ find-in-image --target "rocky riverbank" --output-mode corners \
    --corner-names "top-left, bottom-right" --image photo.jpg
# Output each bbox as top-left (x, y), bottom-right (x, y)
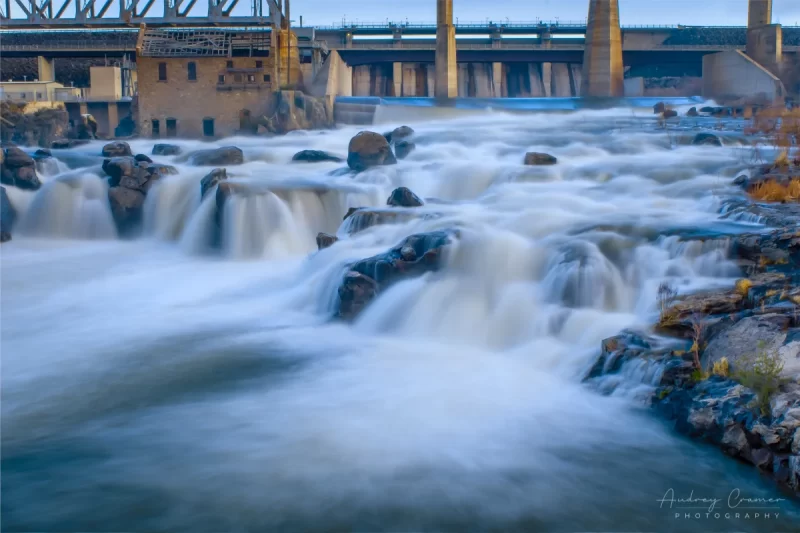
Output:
top-left (587, 159), bottom-right (800, 494)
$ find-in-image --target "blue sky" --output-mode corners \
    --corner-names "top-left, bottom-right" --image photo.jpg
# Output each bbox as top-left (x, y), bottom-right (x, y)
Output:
top-left (4, 0), bottom-right (800, 26)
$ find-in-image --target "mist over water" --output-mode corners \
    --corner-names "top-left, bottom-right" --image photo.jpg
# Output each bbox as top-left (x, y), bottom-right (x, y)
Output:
top-left (2, 107), bottom-right (798, 531)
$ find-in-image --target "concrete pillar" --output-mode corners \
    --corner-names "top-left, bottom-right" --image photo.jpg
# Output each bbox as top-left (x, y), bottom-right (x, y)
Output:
top-left (79, 102), bottom-right (88, 115)
top-left (402, 64), bottom-right (418, 96)
top-left (542, 62), bottom-right (553, 97)
top-left (492, 62), bottom-right (504, 97)
top-left (580, 0), bottom-right (624, 98)
top-left (435, 0), bottom-right (457, 99)
top-left (37, 56), bottom-right (54, 82)
top-left (426, 64), bottom-right (436, 96)
top-left (748, 0), bottom-right (772, 28)
top-left (108, 102), bottom-right (119, 136)
top-left (393, 62), bottom-right (403, 96)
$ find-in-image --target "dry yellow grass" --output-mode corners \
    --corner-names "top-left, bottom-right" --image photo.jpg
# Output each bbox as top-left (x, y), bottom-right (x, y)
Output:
top-left (735, 278), bottom-right (753, 297)
top-left (748, 179), bottom-right (800, 203)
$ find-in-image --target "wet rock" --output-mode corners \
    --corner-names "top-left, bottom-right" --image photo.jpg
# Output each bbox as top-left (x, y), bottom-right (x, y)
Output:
top-left (0, 102), bottom-right (69, 147)
top-left (395, 140), bottom-right (415, 160)
top-left (316, 232), bottom-right (338, 250)
top-left (386, 187), bottom-right (423, 207)
top-left (50, 138), bottom-right (88, 149)
top-left (108, 186), bottom-right (146, 234)
top-left (1, 147), bottom-right (41, 191)
top-left (291, 150), bottom-right (343, 163)
top-left (102, 156), bottom-right (137, 186)
top-left (33, 148), bottom-right (52, 159)
top-left (101, 141), bottom-right (132, 158)
top-left (703, 314), bottom-right (792, 374)
top-left (687, 107), bottom-right (699, 117)
top-left (115, 114), bottom-right (136, 138)
top-left (384, 125), bottom-right (415, 144)
top-left (337, 230), bottom-right (455, 319)
top-left (656, 290), bottom-right (745, 337)
top-left (692, 133), bottom-right (723, 147)
top-left (524, 152), bottom-right (558, 166)
top-left (342, 209), bottom-right (410, 234)
top-left (134, 154), bottom-right (153, 164)
top-left (189, 146), bottom-right (244, 166)
top-left (653, 102), bottom-right (666, 114)
top-left (1, 186), bottom-right (15, 243)
top-left (347, 131), bottom-right (397, 171)
top-left (662, 109), bottom-right (678, 119)
top-left (200, 168), bottom-right (228, 199)
top-left (152, 144), bottom-right (182, 156)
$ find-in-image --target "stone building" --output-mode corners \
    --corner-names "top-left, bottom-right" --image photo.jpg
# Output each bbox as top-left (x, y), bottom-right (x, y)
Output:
top-left (136, 26), bottom-right (300, 139)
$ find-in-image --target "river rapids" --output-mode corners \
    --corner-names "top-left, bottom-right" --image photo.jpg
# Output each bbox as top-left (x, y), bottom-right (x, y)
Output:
top-left (2, 106), bottom-right (799, 531)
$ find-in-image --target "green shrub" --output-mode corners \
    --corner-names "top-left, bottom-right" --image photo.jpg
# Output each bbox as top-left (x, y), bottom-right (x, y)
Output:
top-left (734, 342), bottom-right (785, 417)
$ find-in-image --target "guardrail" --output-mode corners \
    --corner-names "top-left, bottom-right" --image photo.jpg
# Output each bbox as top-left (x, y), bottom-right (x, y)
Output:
top-left (341, 42), bottom-right (757, 51)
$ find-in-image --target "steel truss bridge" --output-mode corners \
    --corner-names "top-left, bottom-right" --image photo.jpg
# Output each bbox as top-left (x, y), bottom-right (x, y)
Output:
top-left (0, 0), bottom-right (283, 26)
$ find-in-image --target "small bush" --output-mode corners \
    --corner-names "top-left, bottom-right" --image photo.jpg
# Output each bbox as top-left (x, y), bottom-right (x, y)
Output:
top-left (735, 278), bottom-right (753, 297)
top-left (657, 281), bottom-right (678, 320)
top-left (711, 357), bottom-right (730, 377)
top-left (734, 342), bottom-right (785, 417)
top-left (748, 179), bottom-right (800, 203)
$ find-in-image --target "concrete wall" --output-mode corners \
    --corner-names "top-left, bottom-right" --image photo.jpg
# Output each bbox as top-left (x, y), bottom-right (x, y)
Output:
top-left (137, 56), bottom-right (276, 138)
top-left (89, 66), bottom-right (122, 100)
top-left (623, 77), bottom-right (645, 96)
top-left (702, 50), bottom-right (785, 103)
top-left (746, 24), bottom-right (782, 74)
top-left (552, 63), bottom-right (572, 97)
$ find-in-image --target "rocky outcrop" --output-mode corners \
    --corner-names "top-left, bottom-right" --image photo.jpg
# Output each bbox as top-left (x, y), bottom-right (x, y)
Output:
top-left (687, 107), bottom-right (699, 117)
top-left (1, 147), bottom-right (41, 190)
top-left (384, 126), bottom-right (415, 160)
top-left (653, 102), bottom-right (666, 114)
top-left (73, 114), bottom-right (98, 140)
top-left (258, 91), bottom-right (332, 135)
top-left (50, 139), bottom-right (88, 150)
top-left (524, 152), bottom-right (558, 166)
top-left (189, 146), bottom-right (244, 166)
top-left (1, 186), bottom-right (15, 243)
top-left (0, 102), bottom-right (69, 147)
top-left (702, 314), bottom-right (797, 375)
top-left (200, 168), bottom-right (228, 199)
top-left (103, 156), bottom-right (177, 234)
top-left (316, 232), bottom-right (338, 250)
top-left (692, 133), bottom-right (723, 146)
top-left (152, 144), bottom-right (182, 156)
top-left (292, 150), bottom-right (343, 163)
top-left (336, 231), bottom-right (455, 319)
top-left (347, 131), bottom-right (397, 171)
top-left (387, 187), bottom-right (423, 207)
top-left (102, 141), bottom-right (132, 158)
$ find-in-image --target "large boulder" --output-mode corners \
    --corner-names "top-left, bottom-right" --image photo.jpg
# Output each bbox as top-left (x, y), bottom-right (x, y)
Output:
top-left (347, 132), bottom-right (397, 171)
top-left (102, 156), bottom-right (137, 186)
top-left (189, 146), bottom-right (244, 166)
top-left (316, 232), bottom-right (338, 250)
top-left (703, 314), bottom-right (794, 375)
top-left (292, 150), bottom-right (343, 163)
top-left (653, 102), bottom-right (666, 114)
top-left (524, 152), bottom-right (558, 166)
top-left (387, 187), bottom-right (423, 207)
top-left (108, 187), bottom-right (146, 234)
top-left (114, 114), bottom-right (136, 138)
top-left (1, 186), bottom-right (15, 243)
top-left (687, 107), bottom-right (699, 117)
top-left (1, 147), bottom-right (41, 191)
top-left (337, 231), bottom-right (454, 319)
top-left (134, 154), bottom-right (153, 164)
top-left (200, 168), bottom-right (228, 199)
top-left (103, 157), bottom-right (176, 233)
top-left (102, 141), bottom-right (132, 158)
top-left (692, 133), bottom-right (723, 147)
top-left (662, 109), bottom-right (678, 119)
top-left (152, 144), bottom-right (182, 156)
top-left (395, 140), bottom-right (415, 160)
top-left (384, 125), bottom-right (415, 144)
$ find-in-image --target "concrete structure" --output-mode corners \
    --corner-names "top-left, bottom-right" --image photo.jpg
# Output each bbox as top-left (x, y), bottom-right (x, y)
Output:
top-left (746, 0), bottom-right (783, 75)
top-left (581, 0), bottom-right (624, 97)
top-left (702, 50), bottom-right (784, 103)
top-left (434, 0), bottom-right (457, 99)
top-left (0, 80), bottom-right (65, 102)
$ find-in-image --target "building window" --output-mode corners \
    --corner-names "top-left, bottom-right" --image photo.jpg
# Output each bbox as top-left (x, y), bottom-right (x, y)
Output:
top-left (255, 60), bottom-right (263, 68)
top-left (36, 92), bottom-right (43, 99)
top-left (234, 74), bottom-right (243, 83)
top-left (158, 62), bottom-right (167, 82)
top-left (264, 50), bottom-right (270, 57)
top-left (152, 119), bottom-right (160, 137)
top-left (203, 118), bottom-right (215, 137)
top-left (226, 60), bottom-right (234, 68)
top-left (263, 74), bottom-right (270, 83)
top-left (188, 62), bottom-right (197, 81)
top-left (218, 75), bottom-right (225, 84)
top-left (166, 118), bottom-right (177, 138)
top-left (247, 74), bottom-right (255, 83)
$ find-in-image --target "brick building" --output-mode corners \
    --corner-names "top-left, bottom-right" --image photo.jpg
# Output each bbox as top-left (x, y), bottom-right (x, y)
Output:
top-left (136, 26), bottom-right (300, 138)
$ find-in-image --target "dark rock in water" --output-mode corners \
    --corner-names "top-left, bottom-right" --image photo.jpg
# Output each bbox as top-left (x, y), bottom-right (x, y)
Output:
top-left (134, 154), bottom-right (153, 164)
top-left (102, 156), bottom-right (137, 186)
top-left (1, 186), bottom-right (15, 243)
top-left (337, 230), bottom-right (455, 319)
top-left (387, 186), bottom-right (423, 207)
top-left (347, 131), bottom-right (397, 171)
top-left (51, 138), bottom-right (88, 149)
top-left (1, 147), bottom-right (41, 191)
top-left (662, 109), bottom-right (678, 119)
top-left (384, 125), bottom-right (415, 144)
top-left (653, 102), bottom-right (666, 114)
top-left (395, 140), bottom-right (415, 160)
top-left (291, 150), bottom-right (343, 163)
top-left (342, 209), bottom-right (410, 234)
top-left (33, 148), bottom-right (52, 159)
top-left (200, 168), bottom-right (228, 199)
top-left (343, 207), bottom-right (362, 221)
top-left (692, 133), bottom-right (722, 146)
top-left (148, 163), bottom-right (178, 177)
top-left (524, 152), bottom-right (558, 166)
top-left (108, 186), bottom-right (146, 234)
top-left (699, 106), bottom-right (716, 114)
top-left (114, 114), bottom-right (136, 138)
top-left (101, 141), bottom-right (132, 158)
top-left (189, 146), bottom-right (244, 166)
top-left (687, 107), bottom-right (699, 117)
top-left (316, 232), bottom-right (338, 250)
top-left (152, 144), bottom-right (182, 156)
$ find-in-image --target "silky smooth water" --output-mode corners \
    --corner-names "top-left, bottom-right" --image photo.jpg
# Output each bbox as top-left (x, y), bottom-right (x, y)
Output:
top-left (2, 108), bottom-right (797, 532)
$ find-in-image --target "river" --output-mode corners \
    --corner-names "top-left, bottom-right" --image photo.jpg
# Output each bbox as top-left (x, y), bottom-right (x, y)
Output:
top-left (2, 105), bottom-right (799, 531)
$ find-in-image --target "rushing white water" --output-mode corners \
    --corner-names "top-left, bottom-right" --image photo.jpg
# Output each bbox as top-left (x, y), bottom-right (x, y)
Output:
top-left (2, 108), bottom-right (798, 532)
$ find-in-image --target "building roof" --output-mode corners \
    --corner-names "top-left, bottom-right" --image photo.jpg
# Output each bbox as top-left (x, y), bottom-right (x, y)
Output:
top-left (137, 27), bottom-right (272, 58)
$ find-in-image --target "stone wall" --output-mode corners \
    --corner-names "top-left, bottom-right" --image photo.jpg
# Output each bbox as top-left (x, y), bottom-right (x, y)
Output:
top-left (702, 50), bottom-right (785, 104)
